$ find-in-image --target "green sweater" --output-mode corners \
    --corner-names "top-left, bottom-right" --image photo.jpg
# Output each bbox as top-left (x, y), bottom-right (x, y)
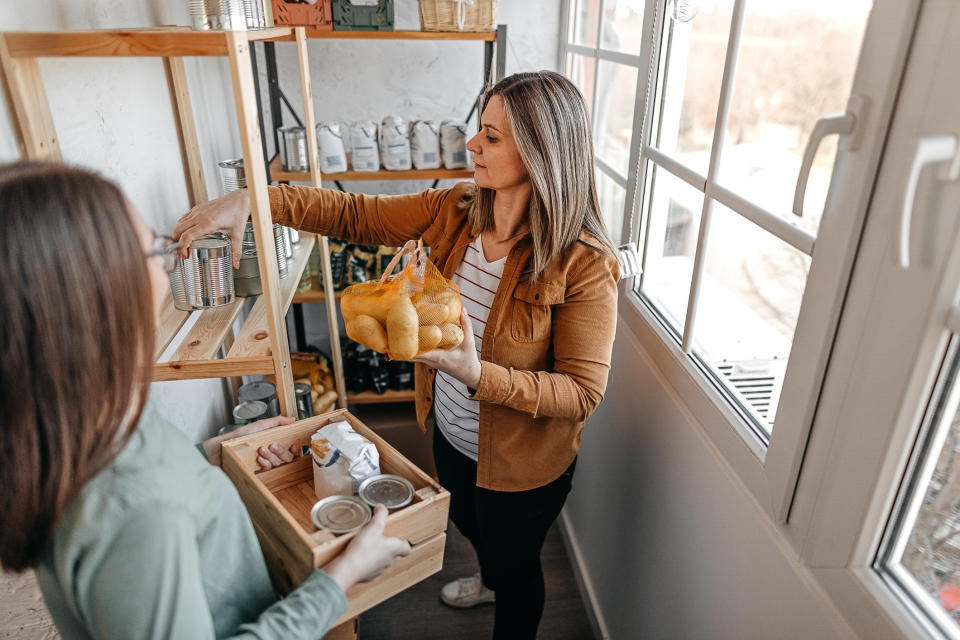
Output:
top-left (35, 403), bottom-right (347, 639)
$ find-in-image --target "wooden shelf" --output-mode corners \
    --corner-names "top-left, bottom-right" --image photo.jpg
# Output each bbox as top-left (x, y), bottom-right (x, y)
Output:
top-left (269, 155), bottom-right (473, 183)
top-left (152, 234), bottom-right (316, 380)
top-left (347, 389), bottom-right (416, 404)
top-left (263, 29), bottom-right (496, 42)
top-left (292, 289), bottom-right (342, 304)
top-left (2, 27), bottom-right (293, 58)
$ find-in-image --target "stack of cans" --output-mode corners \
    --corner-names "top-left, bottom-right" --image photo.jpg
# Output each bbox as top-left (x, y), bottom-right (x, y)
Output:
top-left (189, 0), bottom-right (267, 30)
top-left (169, 232), bottom-right (235, 310)
top-left (238, 381), bottom-right (280, 418)
top-left (234, 221), bottom-right (293, 297)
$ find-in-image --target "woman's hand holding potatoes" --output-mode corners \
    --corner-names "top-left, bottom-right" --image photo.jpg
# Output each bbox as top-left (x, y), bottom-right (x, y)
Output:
top-left (415, 309), bottom-right (482, 390)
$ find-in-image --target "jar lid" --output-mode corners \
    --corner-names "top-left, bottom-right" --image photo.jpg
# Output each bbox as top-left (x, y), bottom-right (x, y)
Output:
top-left (310, 495), bottom-right (371, 534)
top-left (358, 474), bottom-right (415, 510)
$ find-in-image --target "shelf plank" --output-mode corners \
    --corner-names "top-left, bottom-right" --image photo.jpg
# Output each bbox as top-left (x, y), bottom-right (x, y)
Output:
top-left (152, 355), bottom-right (275, 381)
top-left (347, 389), bottom-right (416, 404)
top-left (3, 29), bottom-right (232, 57)
top-left (228, 234), bottom-right (316, 359)
top-left (169, 298), bottom-right (244, 363)
top-left (155, 293), bottom-right (191, 360)
top-left (269, 155), bottom-right (473, 183)
top-left (292, 289), bottom-right (342, 304)
top-left (261, 29), bottom-right (496, 42)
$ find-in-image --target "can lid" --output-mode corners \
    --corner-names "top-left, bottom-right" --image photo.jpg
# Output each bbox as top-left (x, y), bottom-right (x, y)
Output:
top-left (218, 159), bottom-right (244, 169)
top-left (310, 495), bottom-right (371, 534)
top-left (238, 380), bottom-right (277, 403)
top-left (232, 400), bottom-right (268, 422)
top-left (294, 382), bottom-right (312, 397)
top-left (358, 474), bottom-right (415, 510)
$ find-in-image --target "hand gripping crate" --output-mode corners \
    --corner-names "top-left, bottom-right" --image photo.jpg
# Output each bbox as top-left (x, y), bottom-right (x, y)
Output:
top-left (221, 409), bottom-right (449, 625)
top-left (332, 0), bottom-right (395, 31)
top-left (272, 0), bottom-right (335, 29)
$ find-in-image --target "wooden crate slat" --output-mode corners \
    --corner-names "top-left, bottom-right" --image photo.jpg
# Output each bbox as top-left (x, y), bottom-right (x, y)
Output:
top-left (151, 355), bottom-right (274, 381)
top-left (228, 234), bottom-right (316, 359)
top-left (3, 30), bottom-right (233, 57)
top-left (154, 292), bottom-right (191, 360)
top-left (268, 154), bottom-right (473, 182)
top-left (169, 298), bottom-right (244, 363)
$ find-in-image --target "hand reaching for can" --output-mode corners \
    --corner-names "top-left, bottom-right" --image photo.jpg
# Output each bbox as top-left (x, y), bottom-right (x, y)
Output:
top-left (174, 188), bottom-right (251, 268)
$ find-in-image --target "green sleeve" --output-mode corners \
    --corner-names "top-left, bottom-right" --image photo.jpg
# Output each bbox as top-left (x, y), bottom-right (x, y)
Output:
top-left (81, 504), bottom-right (347, 640)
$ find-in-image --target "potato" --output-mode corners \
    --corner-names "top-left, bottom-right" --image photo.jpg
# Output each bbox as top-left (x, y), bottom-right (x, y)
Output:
top-left (418, 325), bottom-right (443, 351)
top-left (386, 293), bottom-right (419, 360)
top-left (340, 288), bottom-right (400, 323)
top-left (415, 302), bottom-right (449, 326)
top-left (438, 322), bottom-right (464, 349)
top-left (346, 314), bottom-right (388, 353)
top-left (445, 296), bottom-right (462, 323)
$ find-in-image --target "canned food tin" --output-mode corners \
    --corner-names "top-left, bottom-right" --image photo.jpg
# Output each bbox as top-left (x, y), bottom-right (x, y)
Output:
top-left (169, 232), bottom-right (234, 309)
top-left (238, 381), bottom-right (279, 417)
top-left (234, 246), bottom-right (262, 297)
top-left (273, 224), bottom-right (288, 278)
top-left (282, 226), bottom-right (293, 260)
top-left (218, 158), bottom-right (246, 195)
top-left (233, 400), bottom-right (268, 425)
top-left (310, 495), bottom-right (371, 534)
top-left (288, 228), bottom-right (301, 245)
top-left (358, 474), bottom-right (415, 510)
top-left (279, 126), bottom-right (310, 172)
top-left (294, 382), bottom-right (314, 420)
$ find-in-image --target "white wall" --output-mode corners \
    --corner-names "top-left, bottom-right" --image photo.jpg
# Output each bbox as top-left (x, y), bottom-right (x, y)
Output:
top-left (563, 312), bottom-right (846, 639)
top-left (0, 1), bottom-right (560, 441)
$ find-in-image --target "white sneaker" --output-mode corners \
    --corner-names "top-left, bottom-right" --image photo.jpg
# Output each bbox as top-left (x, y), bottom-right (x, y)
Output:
top-left (439, 572), bottom-right (496, 608)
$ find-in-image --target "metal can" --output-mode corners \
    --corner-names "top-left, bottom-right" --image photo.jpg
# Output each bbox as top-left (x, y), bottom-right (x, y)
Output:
top-left (232, 400), bottom-right (268, 425)
top-left (169, 232), bottom-right (234, 309)
top-left (310, 495), bottom-right (371, 534)
top-left (238, 380), bottom-right (279, 417)
top-left (358, 474), bottom-right (415, 510)
top-left (218, 158), bottom-right (246, 195)
top-left (273, 224), bottom-right (288, 278)
top-left (279, 126), bottom-right (310, 172)
top-left (282, 226), bottom-right (293, 260)
top-left (234, 246), bottom-right (262, 297)
top-left (294, 382), bottom-right (314, 420)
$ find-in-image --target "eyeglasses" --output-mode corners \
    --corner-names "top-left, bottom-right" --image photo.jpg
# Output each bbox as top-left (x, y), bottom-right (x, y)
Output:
top-left (145, 234), bottom-right (180, 274)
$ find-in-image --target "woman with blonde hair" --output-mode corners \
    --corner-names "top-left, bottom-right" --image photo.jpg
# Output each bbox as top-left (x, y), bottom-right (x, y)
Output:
top-left (0, 163), bottom-right (410, 639)
top-left (177, 70), bottom-right (620, 639)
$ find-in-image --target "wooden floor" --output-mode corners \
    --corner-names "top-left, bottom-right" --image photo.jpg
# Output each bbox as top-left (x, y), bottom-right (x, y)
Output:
top-left (0, 519), bottom-right (594, 640)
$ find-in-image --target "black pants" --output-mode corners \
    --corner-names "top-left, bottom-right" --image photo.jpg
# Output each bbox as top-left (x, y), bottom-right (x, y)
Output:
top-left (433, 430), bottom-right (576, 640)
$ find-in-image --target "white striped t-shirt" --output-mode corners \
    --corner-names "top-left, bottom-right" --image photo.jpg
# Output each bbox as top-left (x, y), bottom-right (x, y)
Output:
top-left (434, 235), bottom-right (506, 461)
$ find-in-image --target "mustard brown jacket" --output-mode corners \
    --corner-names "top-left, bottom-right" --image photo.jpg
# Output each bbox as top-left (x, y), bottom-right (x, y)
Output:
top-left (268, 182), bottom-right (619, 491)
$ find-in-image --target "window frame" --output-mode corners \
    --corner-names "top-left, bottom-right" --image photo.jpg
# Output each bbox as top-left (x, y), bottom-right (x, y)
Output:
top-left (562, 0), bottom-right (921, 529)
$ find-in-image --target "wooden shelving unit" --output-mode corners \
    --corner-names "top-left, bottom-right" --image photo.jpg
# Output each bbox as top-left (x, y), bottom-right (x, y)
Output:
top-left (0, 26), bottom-right (303, 413)
top-left (269, 155), bottom-right (473, 183)
top-left (347, 389), bottom-right (417, 405)
top-left (292, 288), bottom-right (341, 304)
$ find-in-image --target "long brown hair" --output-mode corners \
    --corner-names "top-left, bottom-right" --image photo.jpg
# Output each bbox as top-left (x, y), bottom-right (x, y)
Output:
top-left (463, 71), bottom-right (614, 282)
top-left (0, 163), bottom-right (154, 571)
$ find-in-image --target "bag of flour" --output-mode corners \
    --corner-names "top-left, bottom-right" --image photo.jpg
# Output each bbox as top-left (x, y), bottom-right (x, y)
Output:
top-left (410, 120), bottom-right (441, 170)
top-left (379, 115), bottom-right (413, 171)
top-left (316, 121), bottom-right (348, 174)
top-left (350, 121), bottom-right (380, 172)
top-left (310, 421), bottom-right (380, 499)
top-left (440, 120), bottom-right (469, 169)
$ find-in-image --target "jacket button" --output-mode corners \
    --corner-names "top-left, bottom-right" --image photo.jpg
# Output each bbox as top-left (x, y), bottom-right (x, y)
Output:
top-left (426, 395), bottom-right (432, 402)
top-left (534, 293), bottom-right (540, 300)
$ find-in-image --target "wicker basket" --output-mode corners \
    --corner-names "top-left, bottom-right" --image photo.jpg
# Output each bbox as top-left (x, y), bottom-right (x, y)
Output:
top-left (418, 0), bottom-right (497, 32)
top-left (272, 0), bottom-right (334, 29)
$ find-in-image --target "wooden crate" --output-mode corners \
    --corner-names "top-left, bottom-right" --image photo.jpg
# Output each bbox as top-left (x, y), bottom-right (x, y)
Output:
top-left (222, 409), bottom-right (449, 625)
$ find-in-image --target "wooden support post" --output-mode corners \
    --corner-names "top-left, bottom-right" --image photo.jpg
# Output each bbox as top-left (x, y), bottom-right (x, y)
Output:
top-left (164, 56), bottom-right (208, 207)
top-left (226, 31), bottom-right (296, 416)
top-left (294, 26), bottom-right (348, 409)
top-left (0, 35), bottom-right (60, 161)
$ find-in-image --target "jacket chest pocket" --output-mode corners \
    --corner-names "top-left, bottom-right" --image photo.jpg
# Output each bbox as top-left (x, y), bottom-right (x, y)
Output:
top-left (510, 282), bottom-right (564, 343)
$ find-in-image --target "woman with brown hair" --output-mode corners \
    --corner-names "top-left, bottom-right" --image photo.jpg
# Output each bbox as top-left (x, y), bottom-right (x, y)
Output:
top-left (177, 71), bottom-right (620, 639)
top-left (0, 162), bottom-right (410, 639)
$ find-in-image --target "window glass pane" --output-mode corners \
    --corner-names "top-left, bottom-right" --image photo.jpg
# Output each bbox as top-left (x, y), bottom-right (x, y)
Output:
top-left (566, 52), bottom-right (597, 121)
top-left (596, 168), bottom-right (626, 246)
top-left (693, 203), bottom-right (810, 435)
top-left (571, 0), bottom-right (600, 47)
top-left (639, 163), bottom-right (704, 336)
top-left (882, 351), bottom-right (960, 632)
top-left (594, 61), bottom-right (638, 177)
top-left (652, 0), bottom-right (734, 176)
top-left (599, 0), bottom-right (645, 55)
top-left (717, 0), bottom-right (871, 230)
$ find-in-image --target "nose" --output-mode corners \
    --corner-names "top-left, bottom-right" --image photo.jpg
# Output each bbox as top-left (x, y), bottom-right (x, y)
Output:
top-left (466, 131), bottom-right (482, 154)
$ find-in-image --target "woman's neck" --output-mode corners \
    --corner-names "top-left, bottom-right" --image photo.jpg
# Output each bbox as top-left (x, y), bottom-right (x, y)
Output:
top-left (490, 181), bottom-right (532, 242)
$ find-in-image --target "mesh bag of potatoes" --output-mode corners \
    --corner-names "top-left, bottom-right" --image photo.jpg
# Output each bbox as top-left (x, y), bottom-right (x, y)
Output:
top-left (341, 239), bottom-right (464, 361)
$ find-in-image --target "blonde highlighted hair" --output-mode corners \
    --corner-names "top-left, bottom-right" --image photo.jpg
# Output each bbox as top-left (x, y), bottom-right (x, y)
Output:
top-left (462, 71), bottom-right (613, 282)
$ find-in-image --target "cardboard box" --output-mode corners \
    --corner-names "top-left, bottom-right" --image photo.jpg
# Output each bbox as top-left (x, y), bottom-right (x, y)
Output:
top-left (221, 409), bottom-right (449, 626)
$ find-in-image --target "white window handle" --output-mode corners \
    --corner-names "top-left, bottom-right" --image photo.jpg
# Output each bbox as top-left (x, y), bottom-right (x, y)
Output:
top-left (898, 134), bottom-right (959, 269)
top-left (793, 95), bottom-right (868, 218)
